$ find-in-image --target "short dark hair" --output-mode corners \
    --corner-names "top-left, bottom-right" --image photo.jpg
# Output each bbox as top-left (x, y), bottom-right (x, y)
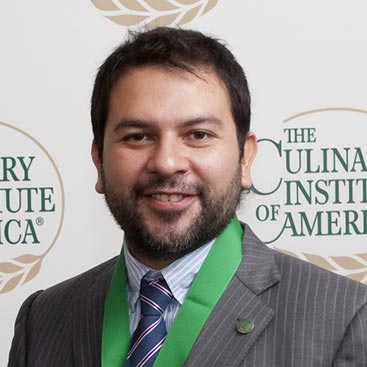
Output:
top-left (91, 27), bottom-right (251, 158)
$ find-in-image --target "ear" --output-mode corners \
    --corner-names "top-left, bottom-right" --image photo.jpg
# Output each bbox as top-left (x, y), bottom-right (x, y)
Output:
top-left (240, 132), bottom-right (257, 190)
top-left (91, 141), bottom-right (104, 194)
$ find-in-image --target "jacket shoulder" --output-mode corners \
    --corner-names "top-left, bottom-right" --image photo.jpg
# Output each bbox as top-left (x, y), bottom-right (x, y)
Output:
top-left (243, 223), bottom-right (367, 304)
top-left (274, 242), bottom-right (367, 302)
top-left (34, 256), bottom-right (118, 306)
top-left (8, 257), bottom-right (118, 367)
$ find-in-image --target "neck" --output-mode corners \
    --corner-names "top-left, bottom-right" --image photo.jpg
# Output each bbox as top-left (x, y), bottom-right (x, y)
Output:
top-left (127, 246), bottom-right (178, 270)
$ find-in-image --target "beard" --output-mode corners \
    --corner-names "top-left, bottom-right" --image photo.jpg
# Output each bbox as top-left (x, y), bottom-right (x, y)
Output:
top-left (102, 167), bottom-right (243, 262)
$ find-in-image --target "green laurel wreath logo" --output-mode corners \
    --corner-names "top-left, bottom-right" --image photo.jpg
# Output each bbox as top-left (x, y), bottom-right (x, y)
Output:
top-left (91, 0), bottom-right (219, 27)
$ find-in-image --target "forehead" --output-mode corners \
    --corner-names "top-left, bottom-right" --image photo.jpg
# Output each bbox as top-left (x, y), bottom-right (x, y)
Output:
top-left (107, 65), bottom-right (233, 127)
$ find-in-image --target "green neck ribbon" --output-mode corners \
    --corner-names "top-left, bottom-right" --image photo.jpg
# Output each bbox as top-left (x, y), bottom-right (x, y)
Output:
top-left (102, 216), bottom-right (243, 367)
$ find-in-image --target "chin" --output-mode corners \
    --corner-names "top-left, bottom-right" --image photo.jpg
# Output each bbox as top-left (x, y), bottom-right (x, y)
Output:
top-left (146, 209), bottom-right (196, 228)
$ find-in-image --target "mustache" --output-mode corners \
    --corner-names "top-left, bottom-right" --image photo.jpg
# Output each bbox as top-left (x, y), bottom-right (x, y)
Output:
top-left (133, 175), bottom-right (203, 196)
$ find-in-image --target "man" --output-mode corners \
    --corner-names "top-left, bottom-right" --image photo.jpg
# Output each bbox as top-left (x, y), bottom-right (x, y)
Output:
top-left (8, 27), bottom-right (367, 367)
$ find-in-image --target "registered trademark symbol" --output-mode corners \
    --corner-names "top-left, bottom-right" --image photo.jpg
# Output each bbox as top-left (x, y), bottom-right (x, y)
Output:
top-left (36, 217), bottom-right (44, 226)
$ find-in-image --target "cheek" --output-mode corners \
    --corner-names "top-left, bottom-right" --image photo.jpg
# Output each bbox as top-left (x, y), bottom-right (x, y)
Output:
top-left (193, 147), bottom-right (240, 189)
top-left (102, 153), bottom-right (139, 187)
top-left (104, 140), bottom-right (150, 169)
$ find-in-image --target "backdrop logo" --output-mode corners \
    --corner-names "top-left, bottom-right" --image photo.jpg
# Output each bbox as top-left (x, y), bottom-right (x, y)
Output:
top-left (250, 108), bottom-right (367, 283)
top-left (0, 122), bottom-right (64, 294)
top-left (91, 0), bottom-right (219, 27)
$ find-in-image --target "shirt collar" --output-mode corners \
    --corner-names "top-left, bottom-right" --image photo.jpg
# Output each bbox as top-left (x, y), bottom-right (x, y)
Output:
top-left (124, 239), bottom-right (215, 309)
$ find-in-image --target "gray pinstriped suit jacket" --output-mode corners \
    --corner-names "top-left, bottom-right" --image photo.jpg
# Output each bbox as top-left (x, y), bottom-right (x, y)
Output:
top-left (8, 225), bottom-right (367, 366)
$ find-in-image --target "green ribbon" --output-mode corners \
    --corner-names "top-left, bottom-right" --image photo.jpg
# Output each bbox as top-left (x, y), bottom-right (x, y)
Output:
top-left (102, 215), bottom-right (243, 367)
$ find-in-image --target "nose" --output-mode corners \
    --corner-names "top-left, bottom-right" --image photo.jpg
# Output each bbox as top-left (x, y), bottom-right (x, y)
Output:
top-left (146, 135), bottom-right (189, 176)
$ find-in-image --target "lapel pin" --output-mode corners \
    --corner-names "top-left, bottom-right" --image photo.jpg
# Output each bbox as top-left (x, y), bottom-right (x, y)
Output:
top-left (236, 319), bottom-right (254, 334)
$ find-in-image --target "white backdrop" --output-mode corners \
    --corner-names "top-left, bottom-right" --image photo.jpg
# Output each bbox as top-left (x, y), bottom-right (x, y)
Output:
top-left (1, 1), bottom-right (367, 364)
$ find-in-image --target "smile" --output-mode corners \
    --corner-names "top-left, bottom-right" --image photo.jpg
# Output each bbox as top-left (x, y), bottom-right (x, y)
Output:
top-left (151, 194), bottom-right (185, 202)
top-left (142, 192), bottom-right (196, 211)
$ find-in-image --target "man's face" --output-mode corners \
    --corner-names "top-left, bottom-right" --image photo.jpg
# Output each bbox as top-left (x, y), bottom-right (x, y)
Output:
top-left (92, 65), bottom-right (256, 267)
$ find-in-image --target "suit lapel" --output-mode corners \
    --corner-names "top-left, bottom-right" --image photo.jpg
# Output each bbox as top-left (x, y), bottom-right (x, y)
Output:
top-left (72, 258), bottom-right (117, 367)
top-left (185, 224), bottom-right (280, 366)
top-left (69, 225), bottom-right (278, 366)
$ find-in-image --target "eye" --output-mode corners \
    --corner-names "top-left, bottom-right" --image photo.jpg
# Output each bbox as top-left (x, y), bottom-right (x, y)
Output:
top-left (187, 130), bottom-right (213, 141)
top-left (184, 130), bottom-right (215, 146)
top-left (126, 133), bottom-right (146, 141)
top-left (123, 133), bottom-right (152, 143)
top-left (119, 133), bottom-right (156, 147)
top-left (191, 131), bottom-right (208, 140)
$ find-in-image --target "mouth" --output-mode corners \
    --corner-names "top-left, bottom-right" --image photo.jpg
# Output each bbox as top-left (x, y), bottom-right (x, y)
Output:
top-left (150, 193), bottom-right (186, 202)
top-left (142, 191), bottom-right (197, 211)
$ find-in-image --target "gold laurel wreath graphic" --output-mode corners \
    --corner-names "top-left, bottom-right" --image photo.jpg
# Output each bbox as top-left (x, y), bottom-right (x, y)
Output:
top-left (91, 0), bottom-right (219, 27)
top-left (0, 121), bottom-right (65, 295)
top-left (275, 248), bottom-right (367, 284)
top-left (0, 255), bottom-right (44, 294)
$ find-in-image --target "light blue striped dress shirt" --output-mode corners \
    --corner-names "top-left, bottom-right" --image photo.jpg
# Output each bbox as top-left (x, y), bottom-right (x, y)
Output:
top-left (123, 239), bottom-right (214, 334)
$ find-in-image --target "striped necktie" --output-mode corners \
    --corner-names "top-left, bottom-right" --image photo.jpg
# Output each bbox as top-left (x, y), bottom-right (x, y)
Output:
top-left (126, 275), bottom-right (173, 367)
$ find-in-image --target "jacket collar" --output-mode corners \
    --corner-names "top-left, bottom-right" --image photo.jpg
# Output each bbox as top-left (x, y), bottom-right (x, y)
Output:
top-left (184, 224), bottom-right (281, 366)
top-left (236, 224), bottom-right (280, 295)
top-left (73, 224), bottom-right (281, 366)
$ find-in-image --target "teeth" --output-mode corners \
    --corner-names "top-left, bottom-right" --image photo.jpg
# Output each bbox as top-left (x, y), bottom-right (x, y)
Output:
top-left (169, 194), bottom-right (184, 202)
top-left (152, 194), bottom-right (184, 202)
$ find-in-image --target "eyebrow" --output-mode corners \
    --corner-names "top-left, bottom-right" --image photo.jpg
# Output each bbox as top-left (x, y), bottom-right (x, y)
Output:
top-left (182, 116), bottom-right (223, 127)
top-left (113, 120), bottom-right (151, 133)
top-left (112, 116), bottom-right (223, 133)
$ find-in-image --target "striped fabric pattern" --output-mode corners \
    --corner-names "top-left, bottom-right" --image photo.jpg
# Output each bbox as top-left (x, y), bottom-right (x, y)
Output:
top-left (126, 276), bottom-right (173, 367)
top-left (184, 226), bottom-right (367, 366)
top-left (124, 239), bottom-right (214, 334)
top-left (7, 224), bottom-right (367, 367)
